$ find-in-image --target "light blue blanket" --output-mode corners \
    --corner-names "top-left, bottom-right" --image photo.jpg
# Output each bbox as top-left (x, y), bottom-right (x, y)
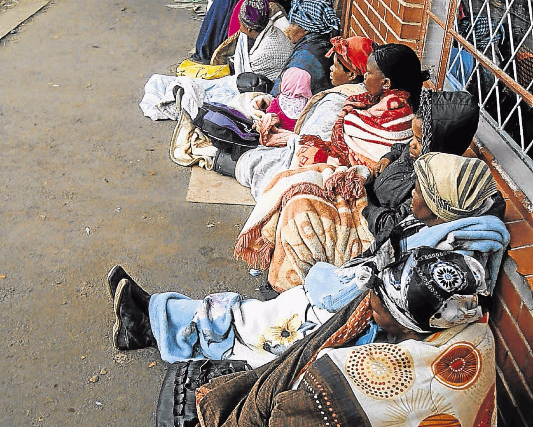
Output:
top-left (149, 215), bottom-right (509, 364)
top-left (406, 215), bottom-right (510, 292)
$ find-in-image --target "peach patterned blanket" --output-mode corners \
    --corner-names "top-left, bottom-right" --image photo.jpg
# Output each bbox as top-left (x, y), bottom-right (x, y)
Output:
top-left (234, 164), bottom-right (374, 292)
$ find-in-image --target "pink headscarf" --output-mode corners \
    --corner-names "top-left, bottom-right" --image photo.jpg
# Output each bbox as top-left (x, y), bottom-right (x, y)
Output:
top-left (280, 67), bottom-right (313, 99)
top-left (326, 36), bottom-right (375, 76)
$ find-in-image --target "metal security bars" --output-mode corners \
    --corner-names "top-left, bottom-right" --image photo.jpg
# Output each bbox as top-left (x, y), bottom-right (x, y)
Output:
top-left (423, 0), bottom-right (533, 162)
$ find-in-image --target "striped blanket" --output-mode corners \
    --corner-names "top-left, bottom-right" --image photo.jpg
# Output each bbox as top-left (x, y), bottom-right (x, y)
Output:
top-left (296, 89), bottom-right (414, 168)
top-left (234, 164), bottom-right (375, 292)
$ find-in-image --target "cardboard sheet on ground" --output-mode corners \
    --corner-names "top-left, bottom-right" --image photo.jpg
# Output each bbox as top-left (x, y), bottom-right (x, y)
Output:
top-left (186, 167), bottom-right (256, 205)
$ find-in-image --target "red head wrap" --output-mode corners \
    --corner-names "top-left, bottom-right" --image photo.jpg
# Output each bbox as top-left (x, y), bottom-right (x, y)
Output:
top-left (326, 36), bottom-right (375, 76)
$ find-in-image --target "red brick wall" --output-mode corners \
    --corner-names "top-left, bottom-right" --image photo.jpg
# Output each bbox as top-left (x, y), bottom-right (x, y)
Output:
top-left (342, 0), bottom-right (423, 50)
top-left (467, 144), bottom-right (533, 426)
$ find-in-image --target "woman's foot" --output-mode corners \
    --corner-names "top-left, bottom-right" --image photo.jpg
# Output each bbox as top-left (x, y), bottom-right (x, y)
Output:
top-left (107, 265), bottom-right (151, 314)
top-left (113, 279), bottom-right (156, 351)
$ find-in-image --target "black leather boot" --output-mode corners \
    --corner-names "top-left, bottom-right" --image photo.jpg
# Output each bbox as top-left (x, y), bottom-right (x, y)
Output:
top-left (107, 265), bottom-right (151, 314)
top-left (212, 149), bottom-right (238, 177)
top-left (113, 279), bottom-right (156, 351)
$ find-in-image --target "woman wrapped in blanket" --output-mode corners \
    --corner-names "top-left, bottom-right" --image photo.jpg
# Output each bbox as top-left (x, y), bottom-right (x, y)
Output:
top-left (294, 43), bottom-right (430, 168)
top-left (233, 47), bottom-right (429, 293)
top-left (236, 34), bottom-right (376, 199)
top-left (362, 88), bottom-right (506, 251)
top-left (106, 153), bottom-right (509, 385)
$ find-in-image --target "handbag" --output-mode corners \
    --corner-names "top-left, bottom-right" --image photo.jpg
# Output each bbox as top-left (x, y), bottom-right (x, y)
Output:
top-left (236, 72), bottom-right (273, 94)
top-left (193, 102), bottom-right (260, 161)
top-left (156, 359), bottom-right (252, 427)
top-left (175, 59), bottom-right (231, 80)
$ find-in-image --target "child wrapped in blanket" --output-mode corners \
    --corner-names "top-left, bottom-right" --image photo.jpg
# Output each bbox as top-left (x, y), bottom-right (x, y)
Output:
top-left (363, 88), bottom-right (504, 246)
top-left (251, 67), bottom-right (313, 146)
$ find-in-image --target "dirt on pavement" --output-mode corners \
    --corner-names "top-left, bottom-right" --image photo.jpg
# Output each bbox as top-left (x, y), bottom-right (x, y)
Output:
top-left (0, 1), bottom-right (261, 425)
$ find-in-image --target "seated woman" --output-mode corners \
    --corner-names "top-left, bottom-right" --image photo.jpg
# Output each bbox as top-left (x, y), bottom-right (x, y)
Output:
top-left (139, 0), bottom-right (293, 121)
top-left (269, 0), bottom-right (341, 96)
top-left (233, 45), bottom-right (429, 292)
top-left (296, 43), bottom-right (430, 168)
top-left (364, 89), bottom-right (484, 247)
top-left (196, 245), bottom-right (502, 426)
top-left (236, 35), bottom-right (375, 200)
top-left (107, 154), bottom-right (509, 379)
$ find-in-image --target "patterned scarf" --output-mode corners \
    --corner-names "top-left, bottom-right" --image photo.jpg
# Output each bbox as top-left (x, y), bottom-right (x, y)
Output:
top-left (377, 247), bottom-right (489, 333)
top-left (326, 36), bottom-right (374, 75)
top-left (414, 153), bottom-right (498, 222)
top-left (239, 0), bottom-right (269, 31)
top-left (288, 0), bottom-right (340, 34)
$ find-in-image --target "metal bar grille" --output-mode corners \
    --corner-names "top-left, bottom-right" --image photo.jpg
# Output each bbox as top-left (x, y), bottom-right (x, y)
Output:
top-left (434, 0), bottom-right (533, 157)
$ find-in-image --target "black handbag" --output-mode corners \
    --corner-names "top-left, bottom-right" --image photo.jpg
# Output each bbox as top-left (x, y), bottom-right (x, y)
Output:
top-left (156, 359), bottom-right (252, 427)
top-left (236, 72), bottom-right (273, 94)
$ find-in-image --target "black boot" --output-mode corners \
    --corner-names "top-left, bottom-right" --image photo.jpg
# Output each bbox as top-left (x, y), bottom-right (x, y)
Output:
top-left (113, 279), bottom-right (156, 351)
top-left (107, 265), bottom-right (151, 314)
top-left (212, 149), bottom-right (238, 177)
top-left (256, 281), bottom-right (279, 301)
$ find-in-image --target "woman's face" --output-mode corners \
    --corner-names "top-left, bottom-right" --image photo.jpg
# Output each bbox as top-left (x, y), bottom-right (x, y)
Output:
top-left (364, 55), bottom-right (388, 96)
top-left (330, 54), bottom-right (355, 86)
top-left (369, 290), bottom-right (405, 336)
top-left (409, 117), bottom-right (423, 159)
top-left (240, 22), bottom-right (259, 39)
top-left (285, 22), bottom-right (307, 43)
top-left (411, 179), bottom-right (437, 223)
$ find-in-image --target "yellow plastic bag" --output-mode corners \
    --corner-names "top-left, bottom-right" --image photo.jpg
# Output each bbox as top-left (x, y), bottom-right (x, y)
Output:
top-left (175, 59), bottom-right (230, 80)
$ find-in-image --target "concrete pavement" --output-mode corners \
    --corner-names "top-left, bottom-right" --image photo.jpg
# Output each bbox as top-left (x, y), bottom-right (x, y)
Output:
top-left (0, 1), bottom-right (259, 425)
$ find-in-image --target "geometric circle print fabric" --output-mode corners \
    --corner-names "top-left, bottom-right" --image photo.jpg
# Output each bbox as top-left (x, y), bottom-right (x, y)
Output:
top-left (345, 344), bottom-right (415, 400)
top-left (432, 342), bottom-right (481, 389)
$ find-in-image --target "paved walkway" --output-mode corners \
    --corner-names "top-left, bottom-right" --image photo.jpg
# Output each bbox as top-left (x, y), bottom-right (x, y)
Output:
top-left (0, 1), bottom-right (258, 425)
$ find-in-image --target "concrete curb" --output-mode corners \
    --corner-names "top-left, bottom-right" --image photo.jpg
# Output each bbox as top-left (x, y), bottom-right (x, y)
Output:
top-left (0, 0), bottom-right (49, 40)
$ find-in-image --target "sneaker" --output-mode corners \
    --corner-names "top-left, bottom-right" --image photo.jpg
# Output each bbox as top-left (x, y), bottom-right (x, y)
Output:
top-left (113, 279), bottom-right (156, 351)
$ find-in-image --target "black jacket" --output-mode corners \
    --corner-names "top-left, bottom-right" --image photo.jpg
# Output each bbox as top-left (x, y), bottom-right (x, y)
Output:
top-left (363, 90), bottom-right (480, 239)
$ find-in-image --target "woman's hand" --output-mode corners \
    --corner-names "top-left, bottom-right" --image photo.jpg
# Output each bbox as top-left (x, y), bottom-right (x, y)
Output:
top-left (372, 158), bottom-right (390, 177)
top-left (251, 95), bottom-right (273, 111)
top-left (250, 95), bottom-right (273, 121)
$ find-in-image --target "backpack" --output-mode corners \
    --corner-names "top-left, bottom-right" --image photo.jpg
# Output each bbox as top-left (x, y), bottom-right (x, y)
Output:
top-left (193, 102), bottom-right (260, 161)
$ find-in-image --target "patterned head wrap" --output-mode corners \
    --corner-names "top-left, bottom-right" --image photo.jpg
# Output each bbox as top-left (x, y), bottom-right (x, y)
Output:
top-left (288, 0), bottom-right (340, 34)
top-left (376, 247), bottom-right (490, 333)
top-left (239, 0), bottom-right (270, 32)
top-left (416, 89), bottom-right (480, 156)
top-left (326, 36), bottom-right (375, 75)
top-left (414, 153), bottom-right (498, 222)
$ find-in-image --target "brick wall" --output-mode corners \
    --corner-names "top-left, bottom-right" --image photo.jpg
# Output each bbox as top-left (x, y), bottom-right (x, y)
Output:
top-left (342, 0), bottom-right (424, 50)
top-left (467, 143), bottom-right (533, 426)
